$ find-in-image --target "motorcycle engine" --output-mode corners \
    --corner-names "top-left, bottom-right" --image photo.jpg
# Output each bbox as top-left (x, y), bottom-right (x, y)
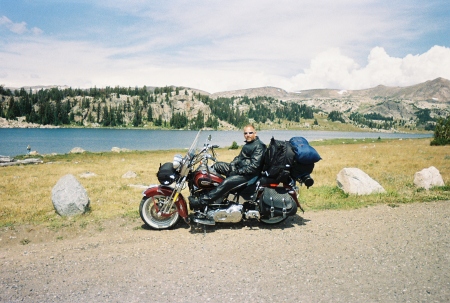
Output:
top-left (207, 204), bottom-right (243, 223)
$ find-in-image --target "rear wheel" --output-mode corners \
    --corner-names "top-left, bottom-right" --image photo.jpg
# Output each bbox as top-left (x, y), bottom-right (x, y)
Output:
top-left (260, 216), bottom-right (287, 225)
top-left (139, 194), bottom-right (180, 229)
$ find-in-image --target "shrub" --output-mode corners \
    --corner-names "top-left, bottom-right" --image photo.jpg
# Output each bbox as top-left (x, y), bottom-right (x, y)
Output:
top-left (230, 141), bottom-right (239, 149)
top-left (430, 116), bottom-right (450, 146)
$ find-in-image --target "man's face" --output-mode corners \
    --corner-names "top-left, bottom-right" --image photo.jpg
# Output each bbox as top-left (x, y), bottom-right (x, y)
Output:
top-left (243, 126), bottom-right (256, 142)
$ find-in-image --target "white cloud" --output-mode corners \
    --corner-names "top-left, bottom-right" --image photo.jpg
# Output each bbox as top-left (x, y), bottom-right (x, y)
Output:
top-left (1, 33), bottom-right (450, 93)
top-left (0, 15), bottom-right (43, 35)
top-left (1, 1), bottom-right (449, 92)
top-left (288, 46), bottom-right (450, 91)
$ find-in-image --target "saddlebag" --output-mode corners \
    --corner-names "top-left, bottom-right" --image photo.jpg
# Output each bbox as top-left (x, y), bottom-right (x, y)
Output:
top-left (156, 162), bottom-right (178, 185)
top-left (260, 187), bottom-right (297, 218)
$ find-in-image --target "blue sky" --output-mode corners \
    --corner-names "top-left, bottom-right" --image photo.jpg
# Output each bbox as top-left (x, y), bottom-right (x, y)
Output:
top-left (1, 0), bottom-right (449, 93)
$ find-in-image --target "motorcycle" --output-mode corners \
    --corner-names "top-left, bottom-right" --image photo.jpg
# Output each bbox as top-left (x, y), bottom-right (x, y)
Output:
top-left (139, 131), bottom-right (308, 230)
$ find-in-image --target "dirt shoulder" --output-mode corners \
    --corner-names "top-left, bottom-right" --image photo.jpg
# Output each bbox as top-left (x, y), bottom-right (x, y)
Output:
top-left (1, 201), bottom-right (449, 303)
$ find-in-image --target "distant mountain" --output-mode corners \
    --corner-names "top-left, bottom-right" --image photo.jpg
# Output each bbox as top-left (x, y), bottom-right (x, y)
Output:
top-left (348, 77), bottom-right (450, 102)
top-left (211, 86), bottom-right (293, 99)
top-left (5, 77), bottom-right (450, 103)
top-left (210, 77), bottom-right (450, 103)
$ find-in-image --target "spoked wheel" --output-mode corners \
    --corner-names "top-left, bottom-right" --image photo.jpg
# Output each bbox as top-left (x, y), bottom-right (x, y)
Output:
top-left (260, 216), bottom-right (287, 225)
top-left (139, 195), bottom-right (180, 230)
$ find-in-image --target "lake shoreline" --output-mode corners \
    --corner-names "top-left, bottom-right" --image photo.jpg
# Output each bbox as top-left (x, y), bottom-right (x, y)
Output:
top-left (0, 117), bottom-right (433, 134)
top-left (1, 127), bottom-right (433, 158)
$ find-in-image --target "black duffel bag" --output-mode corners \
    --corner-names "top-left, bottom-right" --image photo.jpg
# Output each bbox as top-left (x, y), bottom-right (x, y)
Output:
top-left (259, 187), bottom-right (297, 218)
top-left (156, 162), bottom-right (178, 185)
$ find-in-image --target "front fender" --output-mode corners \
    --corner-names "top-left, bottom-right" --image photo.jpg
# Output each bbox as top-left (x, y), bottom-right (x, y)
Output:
top-left (143, 185), bottom-right (189, 219)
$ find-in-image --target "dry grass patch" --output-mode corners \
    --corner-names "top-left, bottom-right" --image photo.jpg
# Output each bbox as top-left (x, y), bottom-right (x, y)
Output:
top-left (302, 138), bottom-right (450, 210)
top-left (0, 138), bottom-right (448, 228)
top-left (0, 150), bottom-right (184, 227)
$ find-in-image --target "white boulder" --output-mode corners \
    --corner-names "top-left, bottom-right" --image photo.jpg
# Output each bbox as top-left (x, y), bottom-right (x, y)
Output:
top-left (337, 168), bottom-right (386, 195)
top-left (414, 166), bottom-right (445, 190)
top-left (52, 174), bottom-right (90, 216)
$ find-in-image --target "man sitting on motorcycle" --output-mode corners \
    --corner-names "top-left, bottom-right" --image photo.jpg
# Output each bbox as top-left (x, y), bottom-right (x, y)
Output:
top-left (189, 124), bottom-right (266, 207)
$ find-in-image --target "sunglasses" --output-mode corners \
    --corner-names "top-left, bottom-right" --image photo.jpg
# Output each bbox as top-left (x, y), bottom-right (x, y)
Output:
top-left (244, 132), bottom-right (254, 135)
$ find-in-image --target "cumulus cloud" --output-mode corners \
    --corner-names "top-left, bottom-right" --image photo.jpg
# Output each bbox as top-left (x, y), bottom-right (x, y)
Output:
top-left (2, 36), bottom-right (450, 93)
top-left (289, 46), bottom-right (450, 91)
top-left (1, 1), bottom-right (449, 92)
top-left (0, 15), bottom-right (42, 35)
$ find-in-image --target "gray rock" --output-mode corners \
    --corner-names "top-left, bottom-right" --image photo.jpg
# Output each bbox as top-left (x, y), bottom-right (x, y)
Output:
top-left (111, 147), bottom-right (131, 153)
top-left (122, 171), bottom-right (137, 178)
top-left (128, 184), bottom-right (148, 190)
top-left (0, 158), bottom-right (43, 167)
top-left (414, 166), bottom-right (445, 190)
top-left (79, 172), bottom-right (97, 178)
top-left (52, 174), bottom-right (90, 216)
top-left (0, 156), bottom-right (12, 163)
top-left (70, 147), bottom-right (85, 154)
top-left (337, 167), bottom-right (386, 195)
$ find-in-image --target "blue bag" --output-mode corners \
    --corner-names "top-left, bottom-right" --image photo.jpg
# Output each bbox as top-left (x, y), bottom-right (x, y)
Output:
top-left (289, 137), bottom-right (321, 164)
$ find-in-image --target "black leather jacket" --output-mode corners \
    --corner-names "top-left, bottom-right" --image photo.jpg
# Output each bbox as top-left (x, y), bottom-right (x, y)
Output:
top-left (230, 136), bottom-right (266, 176)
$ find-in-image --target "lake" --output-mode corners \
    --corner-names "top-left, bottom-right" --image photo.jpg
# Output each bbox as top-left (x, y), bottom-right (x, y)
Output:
top-left (0, 128), bottom-right (432, 157)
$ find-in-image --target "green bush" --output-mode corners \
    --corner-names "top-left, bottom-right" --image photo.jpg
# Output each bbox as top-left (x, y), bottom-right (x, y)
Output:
top-left (230, 141), bottom-right (239, 149)
top-left (431, 116), bottom-right (450, 146)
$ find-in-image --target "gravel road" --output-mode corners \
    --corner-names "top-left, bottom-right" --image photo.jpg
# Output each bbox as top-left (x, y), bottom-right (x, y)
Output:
top-left (1, 201), bottom-right (449, 303)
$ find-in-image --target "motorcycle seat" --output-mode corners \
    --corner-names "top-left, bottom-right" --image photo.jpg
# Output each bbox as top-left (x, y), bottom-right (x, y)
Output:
top-left (258, 176), bottom-right (279, 185)
top-left (227, 175), bottom-right (259, 195)
top-left (247, 175), bottom-right (259, 185)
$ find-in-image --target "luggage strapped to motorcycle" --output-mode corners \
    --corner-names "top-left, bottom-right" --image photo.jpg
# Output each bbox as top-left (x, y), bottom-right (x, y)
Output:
top-left (260, 187), bottom-right (298, 218)
top-left (261, 137), bottom-right (295, 183)
top-left (268, 195), bottom-right (288, 218)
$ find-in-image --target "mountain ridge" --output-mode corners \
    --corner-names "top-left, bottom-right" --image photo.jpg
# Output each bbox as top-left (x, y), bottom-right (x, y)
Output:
top-left (5, 77), bottom-right (450, 103)
top-left (209, 77), bottom-right (450, 103)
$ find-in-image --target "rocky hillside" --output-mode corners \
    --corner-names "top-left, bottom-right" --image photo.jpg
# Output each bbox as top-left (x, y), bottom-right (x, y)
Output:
top-left (211, 77), bottom-right (450, 103)
top-left (1, 78), bottom-right (449, 130)
top-left (209, 77), bottom-right (450, 123)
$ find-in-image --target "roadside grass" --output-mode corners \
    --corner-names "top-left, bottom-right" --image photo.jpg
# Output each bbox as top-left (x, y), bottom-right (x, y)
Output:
top-left (301, 138), bottom-right (450, 210)
top-left (0, 138), bottom-right (448, 229)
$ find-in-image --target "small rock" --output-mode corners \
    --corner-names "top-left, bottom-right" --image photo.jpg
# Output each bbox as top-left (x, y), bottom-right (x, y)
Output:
top-left (79, 172), bottom-right (97, 178)
top-left (70, 147), bottom-right (86, 154)
top-left (122, 171), bottom-right (137, 179)
top-left (128, 184), bottom-right (148, 190)
top-left (0, 156), bottom-right (12, 163)
top-left (111, 147), bottom-right (132, 153)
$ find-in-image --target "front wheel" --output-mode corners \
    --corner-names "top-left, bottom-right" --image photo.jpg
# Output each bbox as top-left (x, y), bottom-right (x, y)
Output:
top-left (139, 195), bottom-right (180, 230)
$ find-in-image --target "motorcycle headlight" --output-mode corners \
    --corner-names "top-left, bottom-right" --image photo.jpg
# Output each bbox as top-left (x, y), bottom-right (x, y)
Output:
top-left (173, 154), bottom-right (183, 169)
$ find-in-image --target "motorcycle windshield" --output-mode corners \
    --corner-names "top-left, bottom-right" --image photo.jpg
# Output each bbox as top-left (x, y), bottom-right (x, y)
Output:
top-left (187, 130), bottom-right (202, 159)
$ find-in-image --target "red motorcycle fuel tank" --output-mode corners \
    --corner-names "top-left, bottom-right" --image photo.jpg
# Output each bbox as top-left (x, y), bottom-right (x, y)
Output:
top-left (193, 168), bottom-right (224, 189)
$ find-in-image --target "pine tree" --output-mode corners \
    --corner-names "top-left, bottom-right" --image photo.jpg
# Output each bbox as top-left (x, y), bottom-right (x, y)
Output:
top-left (431, 116), bottom-right (450, 146)
top-left (102, 105), bottom-right (110, 126)
top-left (147, 105), bottom-right (153, 122)
top-left (6, 96), bottom-right (16, 120)
top-left (96, 103), bottom-right (101, 123)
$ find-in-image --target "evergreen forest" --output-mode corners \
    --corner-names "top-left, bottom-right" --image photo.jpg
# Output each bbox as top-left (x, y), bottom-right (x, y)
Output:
top-left (0, 85), bottom-right (315, 130)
